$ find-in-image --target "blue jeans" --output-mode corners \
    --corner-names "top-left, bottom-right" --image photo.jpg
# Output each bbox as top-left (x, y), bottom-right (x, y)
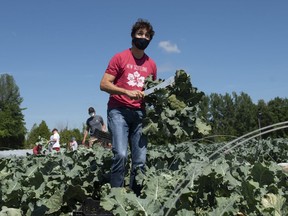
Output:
top-left (107, 107), bottom-right (147, 193)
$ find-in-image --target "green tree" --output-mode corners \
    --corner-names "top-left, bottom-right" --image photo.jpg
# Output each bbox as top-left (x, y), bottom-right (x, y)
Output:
top-left (25, 120), bottom-right (50, 148)
top-left (207, 93), bottom-right (236, 141)
top-left (203, 92), bottom-right (258, 141)
top-left (233, 92), bottom-right (258, 136)
top-left (198, 94), bottom-right (210, 123)
top-left (256, 99), bottom-right (271, 139)
top-left (0, 74), bottom-right (26, 149)
top-left (200, 91), bottom-right (288, 141)
top-left (266, 97), bottom-right (288, 138)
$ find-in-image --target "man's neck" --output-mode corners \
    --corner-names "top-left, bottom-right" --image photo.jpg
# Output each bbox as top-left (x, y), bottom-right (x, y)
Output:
top-left (131, 47), bottom-right (145, 59)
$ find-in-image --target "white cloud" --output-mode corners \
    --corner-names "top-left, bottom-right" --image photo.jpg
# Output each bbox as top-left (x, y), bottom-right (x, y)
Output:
top-left (158, 40), bottom-right (181, 53)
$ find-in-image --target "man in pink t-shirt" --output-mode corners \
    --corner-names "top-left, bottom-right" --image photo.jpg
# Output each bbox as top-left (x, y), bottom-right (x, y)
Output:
top-left (100, 18), bottom-right (157, 196)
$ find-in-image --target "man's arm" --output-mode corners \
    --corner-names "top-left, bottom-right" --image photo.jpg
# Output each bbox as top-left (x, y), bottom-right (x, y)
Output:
top-left (82, 130), bottom-right (88, 144)
top-left (100, 73), bottom-right (144, 99)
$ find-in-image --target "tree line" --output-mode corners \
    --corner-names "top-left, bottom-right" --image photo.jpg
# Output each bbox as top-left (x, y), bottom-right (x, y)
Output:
top-left (199, 92), bottom-right (288, 141)
top-left (0, 73), bottom-right (287, 149)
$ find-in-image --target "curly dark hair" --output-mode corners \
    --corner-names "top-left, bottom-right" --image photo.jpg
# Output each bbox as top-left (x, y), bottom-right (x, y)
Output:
top-left (131, 18), bottom-right (155, 40)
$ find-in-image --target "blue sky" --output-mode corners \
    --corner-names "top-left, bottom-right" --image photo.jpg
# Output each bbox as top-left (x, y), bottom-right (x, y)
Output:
top-left (1, 0), bottom-right (287, 132)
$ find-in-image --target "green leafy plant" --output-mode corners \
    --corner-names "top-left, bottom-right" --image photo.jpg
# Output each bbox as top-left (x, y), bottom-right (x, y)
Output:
top-left (143, 70), bottom-right (211, 145)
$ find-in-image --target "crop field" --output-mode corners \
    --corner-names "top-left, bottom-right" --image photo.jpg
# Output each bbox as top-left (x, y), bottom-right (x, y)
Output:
top-left (1, 71), bottom-right (287, 215)
top-left (0, 136), bottom-right (288, 215)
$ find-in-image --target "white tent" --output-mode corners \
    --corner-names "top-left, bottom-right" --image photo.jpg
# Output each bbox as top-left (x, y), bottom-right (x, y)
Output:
top-left (0, 149), bottom-right (32, 158)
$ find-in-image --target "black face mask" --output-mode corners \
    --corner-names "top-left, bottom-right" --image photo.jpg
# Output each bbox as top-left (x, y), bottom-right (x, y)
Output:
top-left (132, 38), bottom-right (150, 50)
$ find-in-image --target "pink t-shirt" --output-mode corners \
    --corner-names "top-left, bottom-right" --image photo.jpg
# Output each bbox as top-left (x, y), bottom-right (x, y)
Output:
top-left (105, 49), bottom-right (157, 109)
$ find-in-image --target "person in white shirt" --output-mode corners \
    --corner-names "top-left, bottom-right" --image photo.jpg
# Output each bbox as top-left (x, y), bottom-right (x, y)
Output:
top-left (49, 128), bottom-right (60, 152)
top-left (69, 137), bottom-right (78, 151)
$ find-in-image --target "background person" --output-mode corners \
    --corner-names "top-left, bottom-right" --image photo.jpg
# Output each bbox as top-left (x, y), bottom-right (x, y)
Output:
top-left (100, 18), bottom-right (157, 195)
top-left (82, 107), bottom-right (106, 148)
top-left (48, 128), bottom-right (60, 152)
top-left (69, 137), bottom-right (78, 151)
top-left (33, 143), bottom-right (43, 155)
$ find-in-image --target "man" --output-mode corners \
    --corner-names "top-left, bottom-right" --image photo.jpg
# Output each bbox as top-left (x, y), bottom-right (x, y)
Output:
top-left (82, 107), bottom-right (106, 148)
top-left (100, 18), bottom-right (157, 195)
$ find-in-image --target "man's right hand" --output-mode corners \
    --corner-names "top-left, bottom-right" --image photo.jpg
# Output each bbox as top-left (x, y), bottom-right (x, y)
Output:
top-left (126, 90), bottom-right (144, 100)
